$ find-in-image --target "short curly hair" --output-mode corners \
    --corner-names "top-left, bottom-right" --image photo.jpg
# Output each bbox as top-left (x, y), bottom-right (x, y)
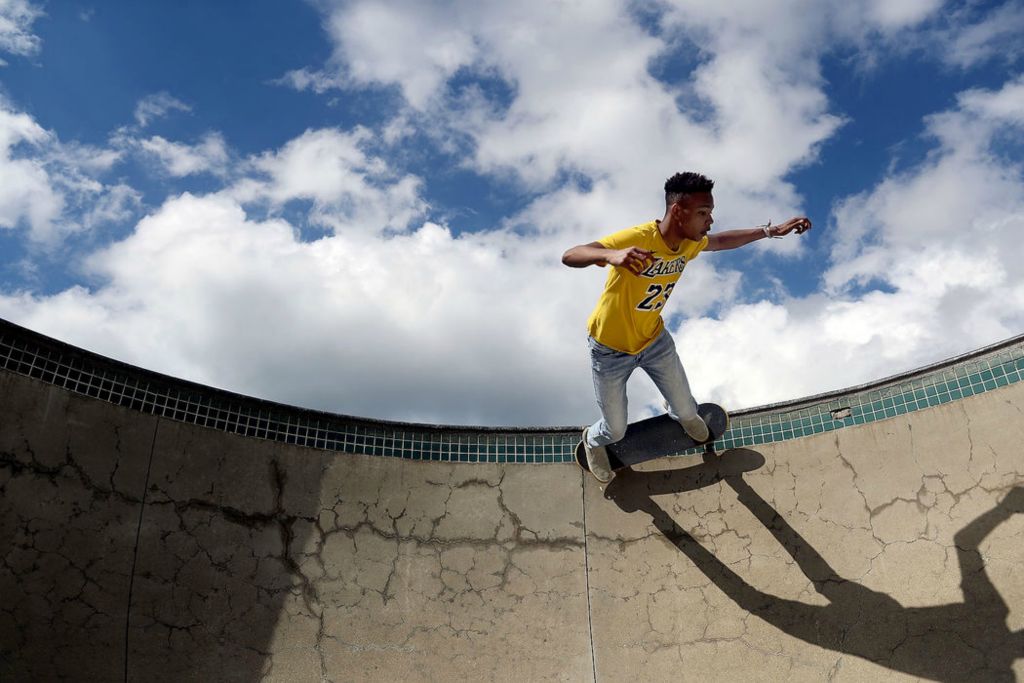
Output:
top-left (664, 172), bottom-right (714, 208)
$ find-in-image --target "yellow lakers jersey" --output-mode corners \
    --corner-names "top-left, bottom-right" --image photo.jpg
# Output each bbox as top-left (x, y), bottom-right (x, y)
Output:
top-left (586, 220), bottom-right (708, 353)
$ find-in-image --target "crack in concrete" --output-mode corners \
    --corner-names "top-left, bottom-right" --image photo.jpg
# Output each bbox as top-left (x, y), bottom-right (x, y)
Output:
top-left (0, 447), bottom-right (140, 504)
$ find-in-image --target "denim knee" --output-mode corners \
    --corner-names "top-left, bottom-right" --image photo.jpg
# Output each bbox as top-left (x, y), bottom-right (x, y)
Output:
top-left (606, 419), bottom-right (627, 443)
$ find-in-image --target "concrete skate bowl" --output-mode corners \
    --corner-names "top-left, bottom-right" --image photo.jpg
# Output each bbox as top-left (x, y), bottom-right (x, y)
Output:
top-left (1, 316), bottom-right (1023, 682)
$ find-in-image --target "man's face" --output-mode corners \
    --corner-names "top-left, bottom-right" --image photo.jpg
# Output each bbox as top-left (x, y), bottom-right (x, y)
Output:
top-left (672, 192), bottom-right (714, 241)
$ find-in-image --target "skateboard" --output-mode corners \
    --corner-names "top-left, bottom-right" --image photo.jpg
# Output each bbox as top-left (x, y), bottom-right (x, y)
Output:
top-left (575, 403), bottom-right (729, 475)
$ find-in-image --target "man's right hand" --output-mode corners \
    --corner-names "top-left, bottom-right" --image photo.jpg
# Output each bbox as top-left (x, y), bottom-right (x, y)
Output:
top-left (608, 247), bottom-right (655, 274)
top-left (562, 242), bottom-right (655, 270)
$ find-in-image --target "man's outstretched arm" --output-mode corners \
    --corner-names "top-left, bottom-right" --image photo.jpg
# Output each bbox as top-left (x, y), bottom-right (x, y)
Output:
top-left (707, 216), bottom-right (812, 252)
top-left (562, 242), bottom-right (654, 273)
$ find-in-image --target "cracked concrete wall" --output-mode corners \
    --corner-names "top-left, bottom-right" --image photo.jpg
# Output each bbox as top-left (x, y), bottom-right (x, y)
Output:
top-left (3, 365), bottom-right (1024, 682)
top-left (305, 462), bottom-right (590, 681)
top-left (1, 370), bottom-right (592, 682)
top-left (584, 381), bottom-right (1024, 682)
top-left (127, 422), bottom-right (591, 682)
top-left (1, 371), bottom-right (155, 680)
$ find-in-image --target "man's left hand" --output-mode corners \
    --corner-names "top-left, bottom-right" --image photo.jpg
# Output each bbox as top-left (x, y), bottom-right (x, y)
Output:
top-left (772, 217), bottom-right (812, 236)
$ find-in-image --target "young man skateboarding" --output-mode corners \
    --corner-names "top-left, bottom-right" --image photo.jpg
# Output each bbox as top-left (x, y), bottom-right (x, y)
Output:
top-left (562, 172), bottom-right (811, 481)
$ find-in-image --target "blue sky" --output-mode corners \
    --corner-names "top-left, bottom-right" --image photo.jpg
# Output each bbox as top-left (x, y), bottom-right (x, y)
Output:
top-left (0, 0), bottom-right (1022, 426)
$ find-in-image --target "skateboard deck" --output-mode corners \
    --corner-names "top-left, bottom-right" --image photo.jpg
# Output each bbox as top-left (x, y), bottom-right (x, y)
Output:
top-left (575, 403), bottom-right (729, 474)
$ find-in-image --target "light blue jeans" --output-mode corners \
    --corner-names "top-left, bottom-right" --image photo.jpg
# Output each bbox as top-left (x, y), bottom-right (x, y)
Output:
top-left (586, 328), bottom-right (699, 448)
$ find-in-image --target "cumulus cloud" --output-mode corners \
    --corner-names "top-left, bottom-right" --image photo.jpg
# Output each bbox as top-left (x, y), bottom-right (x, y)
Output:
top-left (54, 140), bottom-right (123, 175)
top-left (0, 104), bottom-right (63, 241)
top-left (230, 127), bottom-right (426, 235)
top-left (829, 76), bottom-right (1024, 287)
top-left (295, 0), bottom-right (856, 238)
top-left (673, 75), bottom-right (1024, 409)
top-left (2, 0), bottom-right (1022, 428)
top-left (79, 183), bottom-right (142, 231)
top-left (940, 1), bottom-right (1024, 69)
top-left (0, 185), bottom-right (603, 425)
top-left (137, 132), bottom-right (229, 177)
top-left (0, 98), bottom-right (140, 245)
top-left (320, 1), bottom-right (480, 109)
top-left (863, 0), bottom-right (942, 30)
top-left (298, 0), bottom-right (950, 196)
top-left (264, 0), bottom-right (1019, 418)
top-left (113, 94), bottom-right (234, 178)
top-left (0, 0), bottom-right (43, 58)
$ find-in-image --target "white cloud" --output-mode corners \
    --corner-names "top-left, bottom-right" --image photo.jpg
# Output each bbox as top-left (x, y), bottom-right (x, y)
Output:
top-left (301, 0), bottom-right (857, 233)
top-left (121, 94), bottom-right (230, 178)
top-left (0, 98), bottom-right (47, 148)
top-left (230, 127), bottom-right (426, 235)
top-left (0, 104), bottom-right (63, 241)
top-left (0, 186), bottom-right (604, 425)
top-left (80, 183), bottom-right (142, 231)
top-left (3, 1), bottom-right (1022, 429)
top-left (246, 127), bottom-right (380, 203)
top-left (0, 117), bottom-right (783, 425)
top-left (323, 2), bottom-right (479, 109)
top-left (274, 67), bottom-right (345, 95)
top-left (0, 0), bottom-right (43, 57)
top-left (864, 0), bottom-right (943, 30)
top-left (953, 77), bottom-right (1024, 125)
top-left (138, 132), bottom-right (229, 177)
top-left (941, 1), bottom-right (1024, 69)
top-left (672, 75), bottom-right (1024, 409)
top-left (55, 141), bottom-right (123, 174)
top-left (134, 92), bottom-right (191, 128)
top-left (829, 75), bottom-right (1024, 287)
top-left (0, 98), bottom-right (140, 245)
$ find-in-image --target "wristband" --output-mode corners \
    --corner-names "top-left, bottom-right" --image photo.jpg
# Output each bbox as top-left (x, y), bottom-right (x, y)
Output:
top-left (760, 221), bottom-right (780, 239)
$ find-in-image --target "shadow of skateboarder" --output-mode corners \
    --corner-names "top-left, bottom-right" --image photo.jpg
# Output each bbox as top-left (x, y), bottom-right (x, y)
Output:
top-left (606, 449), bottom-right (1024, 682)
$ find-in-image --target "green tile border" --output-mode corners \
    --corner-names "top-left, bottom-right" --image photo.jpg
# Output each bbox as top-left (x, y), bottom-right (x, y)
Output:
top-left (673, 340), bottom-right (1024, 456)
top-left (1, 317), bottom-right (1022, 463)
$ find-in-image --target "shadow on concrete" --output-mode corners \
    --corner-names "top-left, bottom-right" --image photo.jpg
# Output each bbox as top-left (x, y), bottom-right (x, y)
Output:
top-left (606, 448), bottom-right (1024, 683)
top-left (601, 446), bottom-right (767, 509)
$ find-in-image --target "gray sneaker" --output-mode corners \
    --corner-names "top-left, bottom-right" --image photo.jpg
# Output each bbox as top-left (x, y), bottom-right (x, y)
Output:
top-left (680, 415), bottom-right (710, 443)
top-left (582, 428), bottom-right (614, 482)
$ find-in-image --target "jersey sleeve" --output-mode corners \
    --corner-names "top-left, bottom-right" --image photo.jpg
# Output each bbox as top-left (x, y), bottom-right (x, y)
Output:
top-left (690, 235), bottom-right (710, 258)
top-left (596, 226), bottom-right (643, 250)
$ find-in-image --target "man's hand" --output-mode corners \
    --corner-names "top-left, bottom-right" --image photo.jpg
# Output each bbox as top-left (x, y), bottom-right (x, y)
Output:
top-left (560, 242), bottom-right (653, 271)
top-left (771, 216), bottom-right (812, 236)
top-left (607, 246), bottom-right (654, 274)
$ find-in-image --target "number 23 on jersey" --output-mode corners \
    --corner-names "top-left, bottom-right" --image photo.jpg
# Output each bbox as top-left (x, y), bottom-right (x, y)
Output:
top-left (637, 282), bottom-right (675, 311)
